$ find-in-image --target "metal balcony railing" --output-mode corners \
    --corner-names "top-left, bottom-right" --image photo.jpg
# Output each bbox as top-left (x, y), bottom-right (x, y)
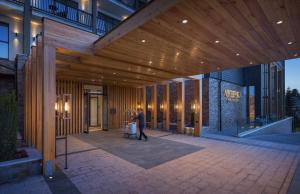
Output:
top-left (5, 0), bottom-right (122, 36)
top-left (31, 0), bottom-right (92, 27)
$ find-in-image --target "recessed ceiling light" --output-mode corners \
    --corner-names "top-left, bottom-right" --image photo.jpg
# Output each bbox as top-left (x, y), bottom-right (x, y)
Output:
top-left (149, 61), bottom-right (152, 65)
top-left (217, 67), bottom-right (221, 70)
top-left (250, 61), bottom-right (253, 65)
top-left (122, 15), bottom-right (128, 20)
top-left (200, 61), bottom-right (204, 64)
top-left (294, 53), bottom-right (298, 57)
top-left (236, 53), bottom-right (240, 56)
top-left (176, 52), bottom-right (180, 56)
top-left (147, 68), bottom-right (152, 72)
top-left (215, 40), bottom-right (220, 44)
top-left (141, 39), bottom-right (146, 43)
top-left (288, 42), bottom-right (293, 45)
top-left (276, 20), bottom-right (283, 24)
top-left (152, 72), bottom-right (156, 75)
top-left (182, 19), bottom-right (188, 24)
top-left (113, 72), bottom-right (117, 75)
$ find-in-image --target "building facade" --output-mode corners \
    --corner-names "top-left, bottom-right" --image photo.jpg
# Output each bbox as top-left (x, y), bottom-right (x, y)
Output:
top-left (203, 62), bottom-right (285, 135)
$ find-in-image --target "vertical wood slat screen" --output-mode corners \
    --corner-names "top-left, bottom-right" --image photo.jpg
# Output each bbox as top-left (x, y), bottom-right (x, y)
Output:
top-left (56, 80), bottom-right (83, 136)
top-left (24, 44), bottom-right (43, 153)
top-left (107, 86), bottom-right (142, 129)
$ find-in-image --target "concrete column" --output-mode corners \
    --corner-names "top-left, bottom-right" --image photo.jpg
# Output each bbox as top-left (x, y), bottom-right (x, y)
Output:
top-left (23, 0), bottom-right (31, 56)
top-left (92, 0), bottom-right (97, 33)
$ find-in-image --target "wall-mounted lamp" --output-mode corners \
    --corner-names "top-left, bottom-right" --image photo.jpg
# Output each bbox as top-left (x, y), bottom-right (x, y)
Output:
top-left (174, 104), bottom-right (179, 112)
top-left (191, 103), bottom-right (196, 113)
top-left (137, 104), bottom-right (141, 109)
top-left (56, 94), bottom-right (72, 119)
top-left (160, 103), bottom-right (164, 111)
top-left (147, 104), bottom-right (152, 111)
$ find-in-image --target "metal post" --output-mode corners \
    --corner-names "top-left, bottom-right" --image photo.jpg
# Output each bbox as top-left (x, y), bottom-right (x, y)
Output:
top-left (92, 0), bottom-right (97, 33)
top-left (65, 135), bottom-right (68, 169)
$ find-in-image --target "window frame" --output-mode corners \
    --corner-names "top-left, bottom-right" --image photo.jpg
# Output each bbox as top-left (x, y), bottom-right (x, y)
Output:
top-left (0, 22), bottom-right (9, 60)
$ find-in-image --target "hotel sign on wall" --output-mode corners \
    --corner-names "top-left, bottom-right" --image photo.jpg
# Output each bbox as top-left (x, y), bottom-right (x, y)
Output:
top-left (224, 89), bottom-right (241, 102)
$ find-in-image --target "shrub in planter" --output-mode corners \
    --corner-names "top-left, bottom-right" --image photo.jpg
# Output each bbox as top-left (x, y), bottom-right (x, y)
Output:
top-left (0, 93), bottom-right (17, 162)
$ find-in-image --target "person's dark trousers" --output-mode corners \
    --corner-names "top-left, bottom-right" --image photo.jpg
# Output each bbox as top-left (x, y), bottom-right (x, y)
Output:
top-left (139, 127), bottom-right (148, 140)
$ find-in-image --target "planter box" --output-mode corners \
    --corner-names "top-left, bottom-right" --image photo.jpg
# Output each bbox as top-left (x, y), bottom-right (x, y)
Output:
top-left (0, 148), bottom-right (42, 184)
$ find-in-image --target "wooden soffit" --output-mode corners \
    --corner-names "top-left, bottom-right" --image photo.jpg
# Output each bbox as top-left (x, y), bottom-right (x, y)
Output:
top-left (94, 0), bottom-right (300, 76)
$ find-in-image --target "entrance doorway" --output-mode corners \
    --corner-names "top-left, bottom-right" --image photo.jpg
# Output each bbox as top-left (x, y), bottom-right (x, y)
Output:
top-left (84, 85), bottom-right (108, 133)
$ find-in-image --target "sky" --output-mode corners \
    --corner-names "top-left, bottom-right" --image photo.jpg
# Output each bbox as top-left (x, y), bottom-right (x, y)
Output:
top-left (285, 58), bottom-right (300, 91)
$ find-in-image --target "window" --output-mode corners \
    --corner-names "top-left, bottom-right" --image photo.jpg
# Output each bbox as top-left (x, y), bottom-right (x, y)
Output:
top-left (0, 22), bottom-right (9, 59)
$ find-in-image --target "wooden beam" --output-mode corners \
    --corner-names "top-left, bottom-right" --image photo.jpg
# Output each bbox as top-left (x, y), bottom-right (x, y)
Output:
top-left (142, 87), bottom-right (147, 127)
top-left (177, 81), bottom-right (185, 133)
top-left (94, 0), bottom-right (180, 50)
top-left (43, 18), bottom-right (98, 54)
top-left (42, 44), bottom-right (56, 177)
top-left (194, 79), bottom-right (202, 136)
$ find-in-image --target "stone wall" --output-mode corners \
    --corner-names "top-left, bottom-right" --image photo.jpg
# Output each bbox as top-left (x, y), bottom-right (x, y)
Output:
top-left (207, 78), bottom-right (247, 136)
top-left (202, 78), bottom-right (209, 126)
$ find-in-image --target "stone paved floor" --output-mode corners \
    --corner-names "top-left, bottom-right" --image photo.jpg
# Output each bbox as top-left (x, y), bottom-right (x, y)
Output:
top-left (55, 129), bottom-right (300, 194)
top-left (1, 129), bottom-right (300, 194)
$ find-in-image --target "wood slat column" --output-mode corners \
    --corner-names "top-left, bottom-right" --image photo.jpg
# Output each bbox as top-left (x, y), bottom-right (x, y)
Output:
top-left (42, 44), bottom-right (56, 177)
top-left (162, 84), bottom-right (170, 130)
top-left (194, 79), bottom-right (202, 136)
top-left (142, 86), bottom-right (147, 124)
top-left (36, 35), bottom-right (43, 152)
top-left (31, 46), bottom-right (37, 147)
top-left (177, 81), bottom-right (185, 133)
top-left (151, 85), bottom-right (157, 129)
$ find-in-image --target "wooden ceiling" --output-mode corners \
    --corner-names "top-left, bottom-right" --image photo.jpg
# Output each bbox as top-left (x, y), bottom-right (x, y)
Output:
top-left (57, 0), bottom-right (300, 87)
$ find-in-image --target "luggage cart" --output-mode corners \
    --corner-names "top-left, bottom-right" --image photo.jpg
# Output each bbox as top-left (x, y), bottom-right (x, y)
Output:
top-left (123, 121), bottom-right (137, 138)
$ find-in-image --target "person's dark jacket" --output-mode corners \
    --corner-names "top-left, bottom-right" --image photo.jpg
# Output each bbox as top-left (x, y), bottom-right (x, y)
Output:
top-left (134, 112), bottom-right (145, 129)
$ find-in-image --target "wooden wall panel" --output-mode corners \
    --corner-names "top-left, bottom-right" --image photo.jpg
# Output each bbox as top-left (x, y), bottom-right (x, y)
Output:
top-left (56, 80), bottom-right (83, 136)
top-left (177, 82), bottom-right (185, 133)
top-left (107, 86), bottom-right (139, 129)
top-left (194, 79), bottom-right (202, 136)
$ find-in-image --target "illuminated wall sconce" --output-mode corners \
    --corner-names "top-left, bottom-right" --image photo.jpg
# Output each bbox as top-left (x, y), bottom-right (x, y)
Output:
top-left (191, 103), bottom-right (196, 113)
top-left (174, 104), bottom-right (179, 112)
top-left (56, 94), bottom-right (72, 119)
top-left (147, 104), bottom-right (152, 111)
top-left (160, 103), bottom-right (164, 111)
top-left (137, 104), bottom-right (141, 109)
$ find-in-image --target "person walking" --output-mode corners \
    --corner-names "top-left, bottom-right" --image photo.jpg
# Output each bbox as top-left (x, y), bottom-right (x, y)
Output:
top-left (133, 108), bottom-right (148, 141)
